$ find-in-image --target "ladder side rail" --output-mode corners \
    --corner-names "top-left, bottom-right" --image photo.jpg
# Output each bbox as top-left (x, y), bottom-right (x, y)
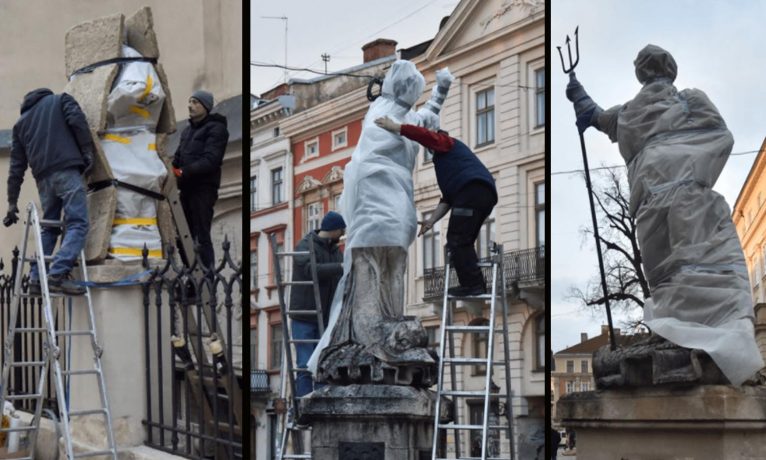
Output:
top-left (306, 238), bottom-right (324, 335)
top-left (431, 253), bottom-right (452, 460)
top-left (271, 234), bottom-right (303, 458)
top-left (480, 261), bottom-right (500, 460)
top-left (497, 245), bottom-right (515, 460)
top-left (79, 249), bottom-right (118, 458)
top-left (27, 341), bottom-right (51, 458)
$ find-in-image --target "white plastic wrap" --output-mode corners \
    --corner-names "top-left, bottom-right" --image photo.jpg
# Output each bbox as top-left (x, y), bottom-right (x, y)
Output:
top-left (100, 129), bottom-right (166, 260)
top-left (596, 45), bottom-right (764, 385)
top-left (308, 61), bottom-right (453, 374)
top-left (107, 45), bottom-right (165, 129)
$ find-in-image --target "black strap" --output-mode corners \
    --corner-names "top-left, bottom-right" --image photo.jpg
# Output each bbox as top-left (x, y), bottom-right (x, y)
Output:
top-left (69, 56), bottom-right (158, 78)
top-left (89, 179), bottom-right (165, 201)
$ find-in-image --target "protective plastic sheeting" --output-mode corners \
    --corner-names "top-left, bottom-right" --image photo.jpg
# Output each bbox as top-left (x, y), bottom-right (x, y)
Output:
top-left (107, 45), bottom-right (165, 129)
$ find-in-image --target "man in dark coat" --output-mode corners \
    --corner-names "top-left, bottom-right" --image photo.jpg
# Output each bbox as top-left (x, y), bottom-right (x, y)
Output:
top-left (375, 116), bottom-right (498, 297)
top-left (172, 90), bottom-right (229, 271)
top-left (5, 88), bottom-right (94, 296)
top-left (289, 211), bottom-right (345, 396)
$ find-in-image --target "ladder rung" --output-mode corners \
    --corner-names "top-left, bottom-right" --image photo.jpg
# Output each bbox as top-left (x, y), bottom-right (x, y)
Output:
top-left (437, 423), bottom-right (506, 430)
top-left (5, 393), bottom-right (42, 400)
top-left (282, 281), bottom-right (313, 286)
top-left (289, 339), bottom-right (320, 344)
top-left (0, 425), bottom-right (37, 433)
top-left (39, 219), bottom-right (64, 228)
top-left (440, 390), bottom-right (490, 397)
top-left (9, 361), bottom-right (46, 368)
top-left (69, 409), bottom-right (106, 417)
top-left (18, 292), bottom-right (65, 298)
top-left (476, 262), bottom-right (494, 267)
top-left (278, 251), bottom-right (310, 257)
top-left (288, 310), bottom-right (319, 316)
top-left (282, 455), bottom-right (312, 459)
top-left (291, 367), bottom-right (309, 372)
top-left (436, 457), bottom-right (508, 460)
top-left (13, 327), bottom-right (48, 333)
top-left (73, 450), bottom-right (117, 458)
top-left (57, 330), bottom-right (94, 337)
top-left (443, 358), bottom-right (505, 365)
top-left (445, 325), bottom-right (492, 333)
top-left (448, 294), bottom-right (494, 300)
top-left (62, 369), bottom-right (99, 376)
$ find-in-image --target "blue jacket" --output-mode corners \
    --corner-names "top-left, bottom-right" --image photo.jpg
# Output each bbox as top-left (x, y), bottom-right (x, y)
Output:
top-left (9, 89), bottom-right (93, 203)
top-left (433, 138), bottom-right (497, 205)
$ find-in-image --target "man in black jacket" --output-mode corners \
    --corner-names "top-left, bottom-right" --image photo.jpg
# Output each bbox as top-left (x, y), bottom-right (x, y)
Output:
top-left (5, 88), bottom-right (94, 296)
top-left (289, 211), bottom-right (345, 396)
top-left (172, 90), bottom-right (229, 271)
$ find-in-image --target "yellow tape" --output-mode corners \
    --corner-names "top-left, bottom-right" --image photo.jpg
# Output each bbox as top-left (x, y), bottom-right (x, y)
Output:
top-left (112, 218), bottom-right (158, 226)
top-left (102, 134), bottom-right (131, 144)
top-left (129, 105), bottom-right (150, 119)
top-left (110, 247), bottom-right (163, 258)
top-left (148, 143), bottom-right (157, 151)
top-left (139, 74), bottom-right (154, 102)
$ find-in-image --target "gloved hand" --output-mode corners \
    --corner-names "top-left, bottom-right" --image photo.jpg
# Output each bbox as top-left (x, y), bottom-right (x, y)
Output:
top-left (3, 202), bottom-right (19, 227)
top-left (374, 116), bottom-right (401, 134)
top-left (417, 220), bottom-right (433, 237)
top-left (173, 167), bottom-right (183, 177)
top-left (82, 151), bottom-right (94, 176)
top-left (565, 72), bottom-right (602, 133)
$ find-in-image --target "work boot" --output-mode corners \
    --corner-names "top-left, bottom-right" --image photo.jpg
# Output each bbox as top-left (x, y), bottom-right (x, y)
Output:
top-left (27, 279), bottom-right (41, 296)
top-left (447, 284), bottom-right (486, 297)
top-left (48, 273), bottom-right (86, 296)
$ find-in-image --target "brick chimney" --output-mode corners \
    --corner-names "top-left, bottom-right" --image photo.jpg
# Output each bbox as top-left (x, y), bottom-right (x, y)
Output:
top-left (600, 325), bottom-right (621, 337)
top-left (580, 333), bottom-right (588, 343)
top-left (260, 83), bottom-right (289, 101)
top-left (362, 38), bottom-right (397, 63)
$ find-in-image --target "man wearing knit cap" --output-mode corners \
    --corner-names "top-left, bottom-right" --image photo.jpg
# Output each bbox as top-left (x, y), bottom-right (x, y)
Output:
top-left (172, 90), bottom-right (229, 271)
top-left (289, 211), bottom-right (345, 396)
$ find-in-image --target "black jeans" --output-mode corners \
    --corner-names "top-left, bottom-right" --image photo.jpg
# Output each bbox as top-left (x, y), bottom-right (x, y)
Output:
top-left (446, 181), bottom-right (497, 288)
top-left (180, 186), bottom-right (218, 271)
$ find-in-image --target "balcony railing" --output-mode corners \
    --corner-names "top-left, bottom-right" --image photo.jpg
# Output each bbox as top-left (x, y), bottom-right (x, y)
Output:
top-left (251, 369), bottom-right (270, 393)
top-left (423, 246), bottom-right (545, 300)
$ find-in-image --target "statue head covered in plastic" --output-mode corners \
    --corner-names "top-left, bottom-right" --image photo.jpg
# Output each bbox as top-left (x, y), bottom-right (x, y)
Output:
top-left (634, 44), bottom-right (678, 85)
top-left (381, 60), bottom-right (426, 110)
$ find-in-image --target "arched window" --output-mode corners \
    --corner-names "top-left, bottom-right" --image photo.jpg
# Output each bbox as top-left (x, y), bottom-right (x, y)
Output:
top-left (470, 318), bottom-right (490, 375)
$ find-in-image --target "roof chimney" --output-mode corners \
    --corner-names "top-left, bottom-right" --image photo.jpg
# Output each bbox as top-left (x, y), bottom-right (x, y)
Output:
top-left (362, 38), bottom-right (397, 63)
top-left (580, 333), bottom-right (588, 343)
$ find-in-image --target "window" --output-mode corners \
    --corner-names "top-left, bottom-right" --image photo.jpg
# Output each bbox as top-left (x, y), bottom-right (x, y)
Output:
top-left (273, 126), bottom-right (280, 137)
top-left (268, 413), bottom-right (278, 460)
top-left (581, 360), bottom-right (588, 374)
top-left (566, 360), bottom-right (574, 373)
top-left (307, 202), bottom-right (322, 232)
top-left (271, 167), bottom-right (283, 205)
top-left (332, 194), bottom-right (342, 211)
top-left (476, 216), bottom-right (496, 260)
top-left (251, 251), bottom-right (258, 289)
top-left (425, 325), bottom-right (440, 353)
top-left (304, 139), bottom-right (319, 159)
top-left (332, 127), bottom-right (348, 150)
top-left (565, 380), bottom-right (574, 394)
top-left (268, 231), bottom-right (287, 285)
top-left (535, 68), bottom-right (545, 127)
top-left (250, 328), bottom-right (257, 369)
top-left (250, 176), bottom-right (257, 212)
top-left (579, 381), bottom-right (590, 392)
top-left (475, 87), bottom-right (495, 147)
top-left (422, 212), bottom-right (440, 271)
top-left (468, 400), bottom-right (500, 457)
top-left (270, 323), bottom-right (283, 370)
top-left (535, 315), bottom-right (545, 371)
top-left (471, 318), bottom-right (489, 375)
top-left (535, 182), bottom-right (545, 247)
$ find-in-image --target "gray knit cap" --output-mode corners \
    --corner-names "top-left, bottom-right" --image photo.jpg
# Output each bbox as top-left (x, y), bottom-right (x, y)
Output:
top-left (191, 90), bottom-right (214, 113)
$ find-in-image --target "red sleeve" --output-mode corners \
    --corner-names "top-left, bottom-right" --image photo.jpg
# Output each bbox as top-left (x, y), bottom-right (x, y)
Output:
top-left (400, 124), bottom-right (454, 153)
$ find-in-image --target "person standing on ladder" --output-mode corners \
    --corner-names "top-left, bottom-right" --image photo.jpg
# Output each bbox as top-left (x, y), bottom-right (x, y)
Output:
top-left (290, 211), bottom-right (345, 397)
top-left (375, 116), bottom-right (497, 297)
top-left (172, 90), bottom-right (229, 272)
top-left (4, 88), bottom-right (94, 296)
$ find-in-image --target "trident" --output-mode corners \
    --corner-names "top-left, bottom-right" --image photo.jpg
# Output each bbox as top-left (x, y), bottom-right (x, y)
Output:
top-left (557, 27), bottom-right (617, 351)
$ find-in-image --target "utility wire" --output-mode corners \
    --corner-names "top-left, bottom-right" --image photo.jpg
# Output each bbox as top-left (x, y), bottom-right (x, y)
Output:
top-left (250, 62), bottom-right (380, 79)
top-left (551, 149), bottom-right (760, 176)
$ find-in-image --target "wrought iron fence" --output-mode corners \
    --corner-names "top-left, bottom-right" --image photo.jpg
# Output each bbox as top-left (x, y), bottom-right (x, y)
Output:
top-left (0, 247), bottom-right (67, 415)
top-left (142, 238), bottom-right (243, 459)
top-left (423, 245), bottom-right (545, 300)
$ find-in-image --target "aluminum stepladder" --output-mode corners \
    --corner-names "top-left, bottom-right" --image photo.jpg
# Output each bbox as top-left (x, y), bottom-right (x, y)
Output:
top-left (270, 233), bottom-right (325, 460)
top-left (165, 183), bottom-right (243, 459)
top-left (0, 202), bottom-right (117, 459)
top-left (432, 243), bottom-right (515, 460)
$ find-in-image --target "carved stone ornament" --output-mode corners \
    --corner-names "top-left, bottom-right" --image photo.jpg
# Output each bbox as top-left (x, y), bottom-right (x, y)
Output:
top-left (296, 175), bottom-right (322, 194)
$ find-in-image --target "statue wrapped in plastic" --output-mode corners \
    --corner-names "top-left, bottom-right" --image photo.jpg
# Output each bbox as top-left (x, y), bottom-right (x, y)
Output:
top-left (567, 44), bottom-right (764, 386)
top-left (307, 60), bottom-right (454, 386)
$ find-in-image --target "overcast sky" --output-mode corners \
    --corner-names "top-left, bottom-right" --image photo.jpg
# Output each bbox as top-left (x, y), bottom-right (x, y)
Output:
top-left (551, 0), bottom-right (766, 352)
top-left (251, 0), bottom-right (459, 96)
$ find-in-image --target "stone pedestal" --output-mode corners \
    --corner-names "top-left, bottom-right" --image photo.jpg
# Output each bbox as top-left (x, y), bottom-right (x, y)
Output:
top-left (299, 385), bottom-right (448, 460)
top-left (557, 385), bottom-right (766, 460)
